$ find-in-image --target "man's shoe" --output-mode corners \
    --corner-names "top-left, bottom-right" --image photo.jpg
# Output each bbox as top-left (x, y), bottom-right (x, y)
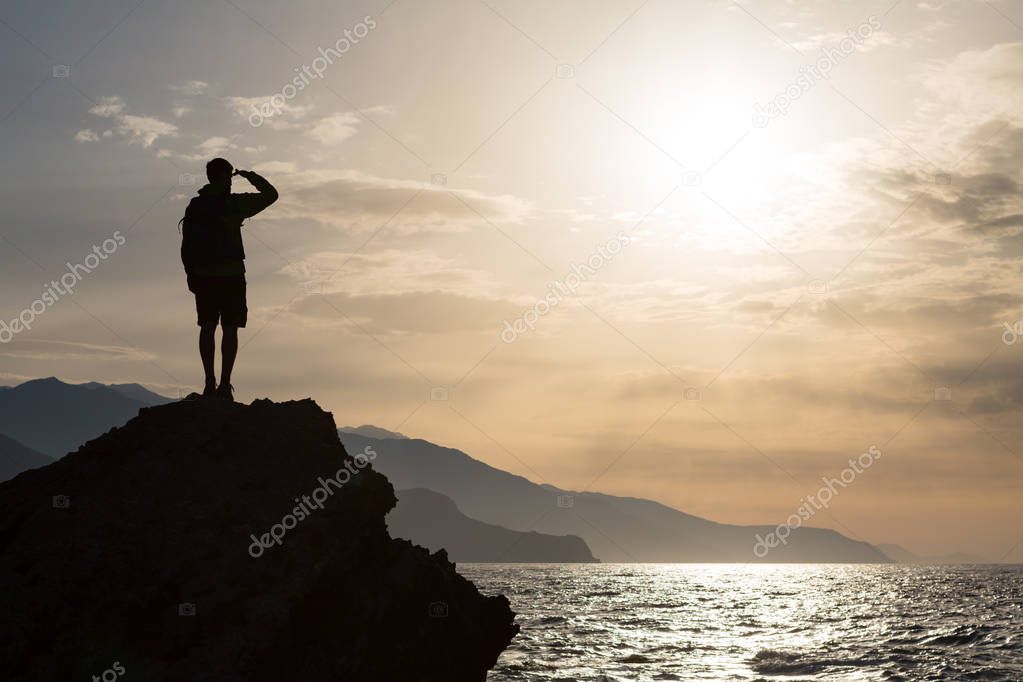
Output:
top-left (217, 383), bottom-right (234, 402)
top-left (202, 379), bottom-right (217, 398)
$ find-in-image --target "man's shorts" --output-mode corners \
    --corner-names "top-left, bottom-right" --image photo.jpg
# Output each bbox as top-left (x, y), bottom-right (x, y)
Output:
top-left (189, 275), bottom-right (247, 328)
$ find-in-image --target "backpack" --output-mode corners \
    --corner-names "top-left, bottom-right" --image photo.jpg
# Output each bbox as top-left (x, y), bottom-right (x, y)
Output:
top-left (180, 194), bottom-right (232, 275)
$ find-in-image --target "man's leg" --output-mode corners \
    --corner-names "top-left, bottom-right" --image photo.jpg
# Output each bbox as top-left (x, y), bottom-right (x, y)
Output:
top-left (220, 325), bottom-right (238, 388)
top-left (199, 325), bottom-right (216, 388)
top-left (217, 275), bottom-right (245, 398)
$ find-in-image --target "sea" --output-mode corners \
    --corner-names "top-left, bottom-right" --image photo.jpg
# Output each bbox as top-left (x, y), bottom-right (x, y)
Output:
top-left (461, 563), bottom-right (1023, 681)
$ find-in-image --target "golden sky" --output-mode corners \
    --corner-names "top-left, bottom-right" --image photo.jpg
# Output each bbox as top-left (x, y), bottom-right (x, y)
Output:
top-left (1, 0), bottom-right (1022, 559)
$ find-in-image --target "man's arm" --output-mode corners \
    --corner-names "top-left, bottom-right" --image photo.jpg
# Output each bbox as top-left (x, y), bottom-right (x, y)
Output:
top-left (232, 170), bottom-right (279, 220)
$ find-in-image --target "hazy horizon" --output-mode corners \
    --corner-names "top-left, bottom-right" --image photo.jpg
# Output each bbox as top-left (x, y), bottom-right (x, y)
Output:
top-left (2, 0), bottom-right (1022, 561)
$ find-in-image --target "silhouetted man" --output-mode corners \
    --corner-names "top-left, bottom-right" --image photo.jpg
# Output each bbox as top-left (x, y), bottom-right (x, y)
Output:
top-left (181, 158), bottom-right (277, 400)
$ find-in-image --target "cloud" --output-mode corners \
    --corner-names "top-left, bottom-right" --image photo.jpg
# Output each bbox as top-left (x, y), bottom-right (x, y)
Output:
top-left (117, 114), bottom-right (178, 147)
top-left (307, 113), bottom-right (360, 144)
top-left (271, 169), bottom-right (531, 231)
top-left (287, 289), bottom-right (522, 334)
top-left (734, 299), bottom-right (780, 315)
top-left (252, 160), bottom-right (298, 174)
top-left (0, 339), bottom-right (156, 362)
top-left (736, 40), bottom-right (1023, 271)
top-left (168, 81), bottom-right (208, 118)
top-left (818, 289), bottom-right (1023, 337)
top-left (223, 95), bottom-right (311, 129)
top-left (74, 129), bottom-right (99, 143)
top-left (85, 96), bottom-right (177, 148)
top-left (611, 363), bottom-right (924, 416)
top-left (281, 249), bottom-right (502, 297)
top-left (198, 136), bottom-right (234, 155)
top-left (276, 249), bottom-right (518, 334)
top-left (918, 353), bottom-right (1023, 416)
top-left (169, 80), bottom-right (209, 96)
top-left (791, 29), bottom-right (897, 53)
top-left (89, 96), bottom-right (125, 118)
top-left (923, 42), bottom-right (1023, 114)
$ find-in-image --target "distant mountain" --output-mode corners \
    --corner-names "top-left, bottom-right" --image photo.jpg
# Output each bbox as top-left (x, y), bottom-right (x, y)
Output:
top-left (0, 434), bottom-right (53, 483)
top-left (876, 543), bottom-right (919, 563)
top-left (340, 425), bottom-right (407, 439)
top-left (0, 377), bottom-right (172, 457)
top-left (877, 543), bottom-right (988, 565)
top-left (389, 488), bottom-right (598, 563)
top-left (340, 430), bottom-right (890, 563)
top-left (80, 381), bottom-right (172, 406)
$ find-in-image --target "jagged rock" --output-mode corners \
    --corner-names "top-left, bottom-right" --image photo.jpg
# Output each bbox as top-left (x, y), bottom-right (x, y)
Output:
top-left (0, 397), bottom-right (517, 681)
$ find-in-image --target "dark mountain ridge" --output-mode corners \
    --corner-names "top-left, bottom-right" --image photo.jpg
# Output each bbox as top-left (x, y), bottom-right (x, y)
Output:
top-left (341, 431), bottom-right (890, 563)
top-left (0, 433), bottom-right (52, 483)
top-left (0, 377), bottom-right (165, 457)
top-left (390, 487), bottom-right (598, 563)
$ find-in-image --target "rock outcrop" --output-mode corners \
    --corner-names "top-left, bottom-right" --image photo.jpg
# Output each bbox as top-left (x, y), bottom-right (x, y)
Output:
top-left (0, 398), bottom-right (517, 681)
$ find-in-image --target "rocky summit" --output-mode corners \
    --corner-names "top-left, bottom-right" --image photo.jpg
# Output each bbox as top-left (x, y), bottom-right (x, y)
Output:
top-left (0, 397), bottom-right (517, 681)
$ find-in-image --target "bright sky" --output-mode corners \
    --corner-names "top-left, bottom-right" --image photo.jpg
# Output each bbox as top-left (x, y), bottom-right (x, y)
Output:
top-left (1, 0), bottom-right (1022, 560)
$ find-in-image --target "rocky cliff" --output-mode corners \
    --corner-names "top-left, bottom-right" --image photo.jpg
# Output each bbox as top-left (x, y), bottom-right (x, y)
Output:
top-left (0, 397), bottom-right (517, 681)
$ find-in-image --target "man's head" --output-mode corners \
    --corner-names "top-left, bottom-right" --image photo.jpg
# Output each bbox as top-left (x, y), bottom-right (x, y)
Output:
top-left (206, 158), bottom-right (233, 188)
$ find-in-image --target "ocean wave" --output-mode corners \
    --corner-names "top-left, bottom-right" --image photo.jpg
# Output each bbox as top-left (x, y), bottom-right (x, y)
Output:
top-left (750, 649), bottom-right (881, 675)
